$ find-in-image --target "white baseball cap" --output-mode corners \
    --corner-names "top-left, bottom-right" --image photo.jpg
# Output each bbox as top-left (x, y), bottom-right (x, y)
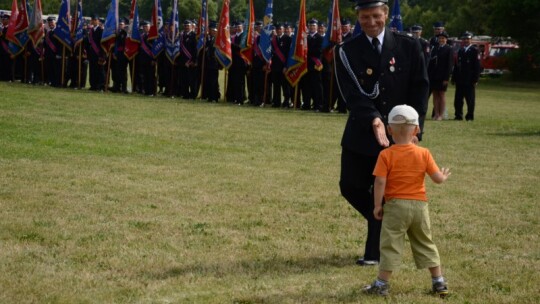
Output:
top-left (388, 104), bottom-right (419, 126)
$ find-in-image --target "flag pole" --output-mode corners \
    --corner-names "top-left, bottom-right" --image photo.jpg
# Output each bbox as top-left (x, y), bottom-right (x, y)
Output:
top-left (198, 46), bottom-right (207, 99)
top-left (61, 46), bottom-right (66, 86)
top-left (78, 45), bottom-right (82, 89)
top-left (223, 69), bottom-right (228, 103)
top-left (105, 53), bottom-right (112, 92)
top-left (131, 59), bottom-right (136, 93)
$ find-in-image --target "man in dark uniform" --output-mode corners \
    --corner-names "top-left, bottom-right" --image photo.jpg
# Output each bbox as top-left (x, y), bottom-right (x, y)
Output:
top-left (250, 21), bottom-right (266, 106)
top-left (86, 15), bottom-right (106, 91)
top-left (270, 23), bottom-right (291, 108)
top-left (178, 20), bottom-right (198, 99)
top-left (0, 14), bottom-right (14, 82)
top-left (201, 21), bottom-right (221, 102)
top-left (300, 19), bottom-right (324, 111)
top-left (411, 25), bottom-right (430, 66)
top-left (341, 18), bottom-right (353, 41)
top-left (334, 0), bottom-right (429, 267)
top-left (227, 21), bottom-right (248, 104)
top-left (43, 16), bottom-right (62, 87)
top-left (111, 18), bottom-right (128, 93)
top-left (451, 31), bottom-right (480, 121)
top-left (137, 21), bottom-right (156, 96)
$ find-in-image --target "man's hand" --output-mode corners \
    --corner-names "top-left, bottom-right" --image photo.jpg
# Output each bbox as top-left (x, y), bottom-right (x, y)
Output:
top-left (373, 205), bottom-right (383, 220)
top-left (372, 117), bottom-right (389, 147)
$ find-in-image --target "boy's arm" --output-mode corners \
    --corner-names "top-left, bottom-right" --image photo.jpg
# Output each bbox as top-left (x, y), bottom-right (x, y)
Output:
top-left (429, 167), bottom-right (451, 184)
top-left (373, 176), bottom-right (386, 220)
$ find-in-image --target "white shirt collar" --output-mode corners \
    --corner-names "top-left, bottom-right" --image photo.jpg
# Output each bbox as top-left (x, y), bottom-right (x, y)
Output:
top-left (366, 28), bottom-right (385, 48)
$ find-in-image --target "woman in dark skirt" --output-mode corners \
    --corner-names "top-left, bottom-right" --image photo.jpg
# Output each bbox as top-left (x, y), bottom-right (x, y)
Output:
top-left (428, 32), bottom-right (454, 120)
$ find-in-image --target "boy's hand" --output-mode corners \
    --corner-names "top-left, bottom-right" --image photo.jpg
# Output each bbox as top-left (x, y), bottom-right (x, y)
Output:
top-left (373, 205), bottom-right (383, 220)
top-left (440, 167), bottom-right (451, 180)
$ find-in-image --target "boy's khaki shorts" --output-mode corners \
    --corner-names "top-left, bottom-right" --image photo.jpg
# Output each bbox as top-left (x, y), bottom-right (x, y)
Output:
top-left (379, 198), bottom-right (441, 271)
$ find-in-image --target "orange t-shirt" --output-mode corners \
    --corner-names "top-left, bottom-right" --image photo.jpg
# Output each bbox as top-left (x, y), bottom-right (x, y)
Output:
top-left (373, 144), bottom-right (439, 202)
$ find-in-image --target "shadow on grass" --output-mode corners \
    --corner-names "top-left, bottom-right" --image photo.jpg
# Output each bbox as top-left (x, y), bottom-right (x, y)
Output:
top-left (146, 253), bottom-right (358, 281)
top-left (488, 130), bottom-right (540, 137)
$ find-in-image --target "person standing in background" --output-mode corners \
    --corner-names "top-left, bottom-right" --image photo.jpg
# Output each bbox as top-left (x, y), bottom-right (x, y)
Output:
top-left (452, 31), bottom-right (481, 121)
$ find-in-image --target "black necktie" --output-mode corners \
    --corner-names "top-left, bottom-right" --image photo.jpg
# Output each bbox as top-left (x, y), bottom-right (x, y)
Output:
top-left (372, 37), bottom-right (381, 55)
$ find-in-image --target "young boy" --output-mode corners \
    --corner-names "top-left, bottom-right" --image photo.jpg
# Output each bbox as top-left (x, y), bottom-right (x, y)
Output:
top-left (363, 104), bottom-right (451, 297)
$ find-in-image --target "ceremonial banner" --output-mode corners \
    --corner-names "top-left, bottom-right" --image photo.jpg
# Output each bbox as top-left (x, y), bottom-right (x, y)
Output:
top-left (239, 0), bottom-right (255, 64)
top-left (284, 0), bottom-right (307, 87)
top-left (125, 0), bottom-right (141, 60)
top-left (214, 0), bottom-right (232, 69)
top-left (150, 0), bottom-right (165, 56)
top-left (6, 0), bottom-right (29, 56)
top-left (196, 0), bottom-right (208, 53)
top-left (389, 0), bottom-right (403, 32)
top-left (322, 0), bottom-right (341, 50)
top-left (72, 0), bottom-right (84, 47)
top-left (101, 0), bottom-right (118, 53)
top-left (258, 0), bottom-right (273, 63)
top-left (165, 0), bottom-right (180, 63)
top-left (352, 19), bottom-right (362, 37)
top-left (28, 0), bottom-right (43, 46)
top-left (53, 0), bottom-right (72, 50)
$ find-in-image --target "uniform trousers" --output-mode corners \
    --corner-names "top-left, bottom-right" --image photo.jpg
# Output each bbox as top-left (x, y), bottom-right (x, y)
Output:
top-left (454, 83), bottom-right (475, 120)
top-left (339, 148), bottom-right (381, 261)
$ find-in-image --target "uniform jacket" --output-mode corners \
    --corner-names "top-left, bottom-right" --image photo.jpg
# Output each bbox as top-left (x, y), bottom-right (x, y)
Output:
top-left (307, 32), bottom-right (323, 71)
top-left (428, 43), bottom-right (454, 83)
top-left (86, 26), bottom-right (105, 59)
top-left (452, 45), bottom-right (480, 85)
top-left (334, 29), bottom-right (429, 156)
top-left (179, 30), bottom-right (197, 65)
top-left (270, 34), bottom-right (291, 71)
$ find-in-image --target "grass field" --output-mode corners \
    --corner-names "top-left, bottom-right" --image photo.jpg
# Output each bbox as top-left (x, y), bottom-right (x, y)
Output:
top-left (0, 79), bottom-right (539, 303)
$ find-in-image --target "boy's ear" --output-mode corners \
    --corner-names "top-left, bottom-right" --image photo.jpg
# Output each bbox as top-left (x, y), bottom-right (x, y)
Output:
top-left (413, 126), bottom-right (420, 136)
top-left (387, 125), bottom-right (392, 135)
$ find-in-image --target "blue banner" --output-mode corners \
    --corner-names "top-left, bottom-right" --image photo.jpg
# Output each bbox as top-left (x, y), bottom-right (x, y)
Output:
top-left (101, 0), bottom-right (118, 53)
top-left (54, 0), bottom-right (72, 50)
top-left (389, 0), bottom-right (403, 32)
top-left (74, 0), bottom-right (84, 47)
top-left (196, 0), bottom-right (207, 52)
top-left (165, 0), bottom-right (180, 63)
top-left (258, 0), bottom-right (273, 63)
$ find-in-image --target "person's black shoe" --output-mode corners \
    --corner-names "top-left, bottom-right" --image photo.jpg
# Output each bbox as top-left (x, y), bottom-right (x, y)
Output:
top-left (356, 258), bottom-right (379, 266)
top-left (453, 117), bottom-right (463, 121)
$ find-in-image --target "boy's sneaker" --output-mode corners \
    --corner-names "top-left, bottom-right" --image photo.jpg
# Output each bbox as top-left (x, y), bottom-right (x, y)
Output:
top-left (362, 282), bottom-right (389, 297)
top-left (356, 258), bottom-right (379, 266)
top-left (432, 281), bottom-right (449, 298)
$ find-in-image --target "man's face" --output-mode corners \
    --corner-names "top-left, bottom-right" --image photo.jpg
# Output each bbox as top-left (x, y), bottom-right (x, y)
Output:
top-left (438, 36), bottom-right (447, 45)
top-left (462, 37), bottom-right (471, 47)
top-left (412, 31), bottom-right (421, 38)
top-left (341, 24), bottom-right (351, 34)
top-left (184, 24), bottom-right (191, 32)
top-left (276, 27), bottom-right (283, 36)
top-left (142, 25), bottom-right (150, 33)
top-left (119, 22), bottom-right (125, 30)
top-left (2, 18), bottom-right (9, 26)
top-left (236, 25), bottom-right (243, 33)
top-left (434, 27), bottom-right (444, 35)
top-left (284, 27), bottom-right (291, 35)
top-left (48, 20), bottom-right (55, 28)
top-left (210, 28), bottom-right (217, 37)
top-left (318, 26), bottom-right (326, 35)
top-left (308, 23), bottom-right (317, 34)
top-left (91, 19), bottom-right (98, 27)
top-left (357, 6), bottom-right (388, 38)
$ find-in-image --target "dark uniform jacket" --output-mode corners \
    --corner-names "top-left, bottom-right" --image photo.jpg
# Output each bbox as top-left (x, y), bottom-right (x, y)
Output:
top-left (270, 34), bottom-right (291, 71)
top-left (428, 43), bottom-right (454, 87)
top-left (179, 30), bottom-right (197, 65)
top-left (307, 32), bottom-right (323, 71)
top-left (452, 45), bottom-right (480, 85)
top-left (334, 29), bottom-right (429, 156)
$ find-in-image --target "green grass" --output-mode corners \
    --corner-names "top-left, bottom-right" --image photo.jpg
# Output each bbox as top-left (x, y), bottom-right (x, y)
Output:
top-left (0, 79), bottom-right (539, 303)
